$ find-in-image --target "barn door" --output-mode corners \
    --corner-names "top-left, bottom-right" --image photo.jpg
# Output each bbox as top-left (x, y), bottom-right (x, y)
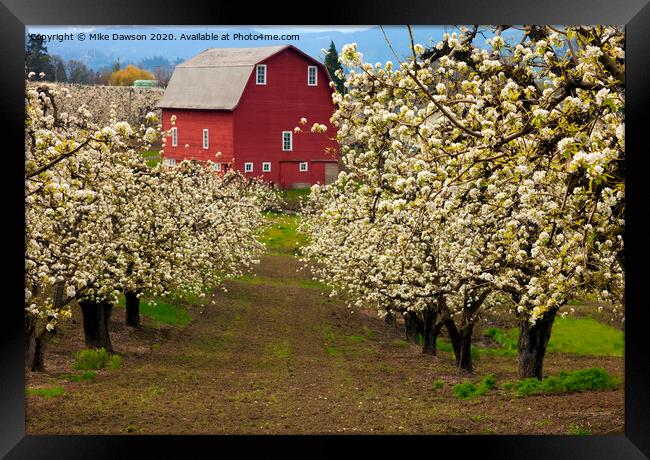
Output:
top-left (324, 163), bottom-right (339, 185)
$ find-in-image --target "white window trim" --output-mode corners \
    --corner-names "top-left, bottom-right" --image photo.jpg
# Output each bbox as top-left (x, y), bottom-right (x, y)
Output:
top-left (299, 161), bottom-right (308, 172)
top-left (203, 129), bottom-right (209, 149)
top-left (171, 127), bottom-right (177, 147)
top-left (256, 64), bottom-right (267, 85)
top-left (262, 162), bottom-right (271, 172)
top-left (308, 66), bottom-right (318, 86)
top-left (164, 158), bottom-right (176, 167)
top-left (244, 162), bottom-right (254, 172)
top-left (282, 131), bottom-right (293, 151)
top-left (214, 162), bottom-right (222, 172)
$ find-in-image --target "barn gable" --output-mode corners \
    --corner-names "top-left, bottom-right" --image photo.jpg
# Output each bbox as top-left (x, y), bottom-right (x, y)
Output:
top-left (157, 45), bottom-right (329, 110)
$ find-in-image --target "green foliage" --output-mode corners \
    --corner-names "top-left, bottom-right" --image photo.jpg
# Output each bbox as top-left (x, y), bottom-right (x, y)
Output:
top-left (323, 40), bottom-right (346, 94)
top-left (453, 374), bottom-right (497, 400)
top-left (27, 386), bottom-right (65, 398)
top-left (432, 379), bottom-right (444, 390)
top-left (507, 368), bottom-right (617, 397)
top-left (73, 348), bottom-right (121, 370)
top-left (391, 339), bottom-right (408, 348)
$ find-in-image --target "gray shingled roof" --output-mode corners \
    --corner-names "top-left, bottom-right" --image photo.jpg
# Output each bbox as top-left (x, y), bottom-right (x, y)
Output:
top-left (157, 46), bottom-right (288, 110)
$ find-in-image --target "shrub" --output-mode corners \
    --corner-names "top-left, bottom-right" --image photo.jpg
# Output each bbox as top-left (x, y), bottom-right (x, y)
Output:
top-left (73, 348), bottom-right (121, 370)
top-left (512, 368), bottom-right (617, 397)
top-left (454, 374), bottom-right (497, 400)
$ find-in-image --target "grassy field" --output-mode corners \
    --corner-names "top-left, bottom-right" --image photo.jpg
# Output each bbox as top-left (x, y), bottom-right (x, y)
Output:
top-left (25, 211), bottom-right (624, 435)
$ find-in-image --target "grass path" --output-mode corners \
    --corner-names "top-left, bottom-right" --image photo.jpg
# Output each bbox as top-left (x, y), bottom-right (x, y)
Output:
top-left (25, 216), bottom-right (625, 435)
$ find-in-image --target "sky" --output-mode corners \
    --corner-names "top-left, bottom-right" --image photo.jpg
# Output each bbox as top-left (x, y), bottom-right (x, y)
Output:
top-left (23, 25), bottom-right (513, 71)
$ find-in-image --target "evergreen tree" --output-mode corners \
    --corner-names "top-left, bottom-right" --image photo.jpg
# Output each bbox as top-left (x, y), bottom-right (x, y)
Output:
top-left (25, 35), bottom-right (52, 79)
top-left (324, 41), bottom-right (345, 94)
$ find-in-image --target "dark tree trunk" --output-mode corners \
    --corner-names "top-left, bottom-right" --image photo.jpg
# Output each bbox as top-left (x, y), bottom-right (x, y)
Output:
top-left (421, 309), bottom-right (443, 355)
top-left (384, 311), bottom-right (397, 328)
top-left (125, 291), bottom-right (140, 328)
top-left (404, 311), bottom-right (423, 344)
top-left (30, 329), bottom-right (55, 372)
top-left (518, 309), bottom-right (557, 379)
top-left (458, 323), bottom-right (474, 372)
top-left (79, 299), bottom-right (114, 351)
top-left (25, 315), bottom-right (36, 369)
top-left (443, 317), bottom-right (474, 372)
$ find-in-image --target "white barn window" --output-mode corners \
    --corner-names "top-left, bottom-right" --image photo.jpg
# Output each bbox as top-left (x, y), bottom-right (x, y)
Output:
top-left (282, 131), bottom-right (292, 151)
top-left (299, 161), bottom-right (308, 172)
top-left (203, 129), bottom-right (209, 149)
top-left (214, 162), bottom-right (222, 172)
top-left (164, 158), bottom-right (176, 167)
top-left (256, 64), bottom-right (267, 85)
top-left (171, 127), bottom-right (177, 147)
top-left (262, 162), bottom-right (271, 172)
top-left (244, 162), bottom-right (253, 172)
top-left (308, 66), bottom-right (318, 86)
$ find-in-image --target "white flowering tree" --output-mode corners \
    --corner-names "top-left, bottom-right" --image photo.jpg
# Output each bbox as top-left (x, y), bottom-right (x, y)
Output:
top-left (25, 80), bottom-right (274, 370)
top-left (302, 25), bottom-right (624, 378)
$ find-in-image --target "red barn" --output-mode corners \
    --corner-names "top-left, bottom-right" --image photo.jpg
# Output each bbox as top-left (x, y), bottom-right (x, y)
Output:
top-left (157, 45), bottom-right (339, 188)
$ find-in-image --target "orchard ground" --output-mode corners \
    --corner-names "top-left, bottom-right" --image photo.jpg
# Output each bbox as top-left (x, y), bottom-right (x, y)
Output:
top-left (25, 208), bottom-right (624, 434)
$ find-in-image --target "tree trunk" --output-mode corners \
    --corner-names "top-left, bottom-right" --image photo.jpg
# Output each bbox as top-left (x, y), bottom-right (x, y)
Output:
top-left (404, 311), bottom-right (423, 344)
top-left (443, 317), bottom-right (474, 372)
top-left (518, 309), bottom-right (557, 379)
top-left (125, 291), bottom-right (140, 328)
top-left (458, 323), bottom-right (474, 372)
top-left (384, 311), bottom-right (397, 328)
top-left (30, 329), bottom-right (55, 372)
top-left (25, 315), bottom-right (36, 369)
top-left (79, 299), bottom-right (114, 351)
top-left (422, 309), bottom-right (443, 355)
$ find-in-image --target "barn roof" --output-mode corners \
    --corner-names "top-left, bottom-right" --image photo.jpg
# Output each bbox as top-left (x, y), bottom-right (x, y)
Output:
top-left (157, 45), bottom-right (326, 110)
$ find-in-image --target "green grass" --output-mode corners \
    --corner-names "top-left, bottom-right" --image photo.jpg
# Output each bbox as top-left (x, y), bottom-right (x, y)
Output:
top-left (27, 386), bottom-right (66, 398)
top-left (73, 348), bottom-right (121, 371)
top-left (280, 188), bottom-right (311, 210)
top-left (141, 150), bottom-right (161, 168)
top-left (453, 374), bottom-right (497, 400)
top-left (479, 317), bottom-right (623, 357)
top-left (391, 339), bottom-right (408, 348)
top-left (506, 367), bottom-right (618, 397)
top-left (258, 213), bottom-right (308, 255)
top-left (116, 296), bottom-right (191, 327)
top-left (432, 379), bottom-right (445, 390)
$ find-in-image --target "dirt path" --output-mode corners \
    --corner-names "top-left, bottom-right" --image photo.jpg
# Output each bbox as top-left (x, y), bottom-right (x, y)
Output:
top-left (26, 253), bottom-right (624, 434)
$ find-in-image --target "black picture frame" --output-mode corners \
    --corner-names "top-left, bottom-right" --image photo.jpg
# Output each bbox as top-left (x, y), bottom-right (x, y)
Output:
top-left (1, 0), bottom-right (648, 458)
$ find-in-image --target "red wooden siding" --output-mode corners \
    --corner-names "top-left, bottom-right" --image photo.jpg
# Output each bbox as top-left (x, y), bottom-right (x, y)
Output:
top-left (233, 48), bottom-right (338, 188)
top-left (161, 108), bottom-right (234, 166)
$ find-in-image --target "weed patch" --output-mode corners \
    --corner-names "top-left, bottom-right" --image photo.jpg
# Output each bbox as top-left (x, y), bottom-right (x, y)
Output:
top-left (507, 368), bottom-right (617, 397)
top-left (453, 374), bottom-right (497, 400)
top-left (27, 386), bottom-right (65, 398)
top-left (73, 348), bottom-right (121, 371)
